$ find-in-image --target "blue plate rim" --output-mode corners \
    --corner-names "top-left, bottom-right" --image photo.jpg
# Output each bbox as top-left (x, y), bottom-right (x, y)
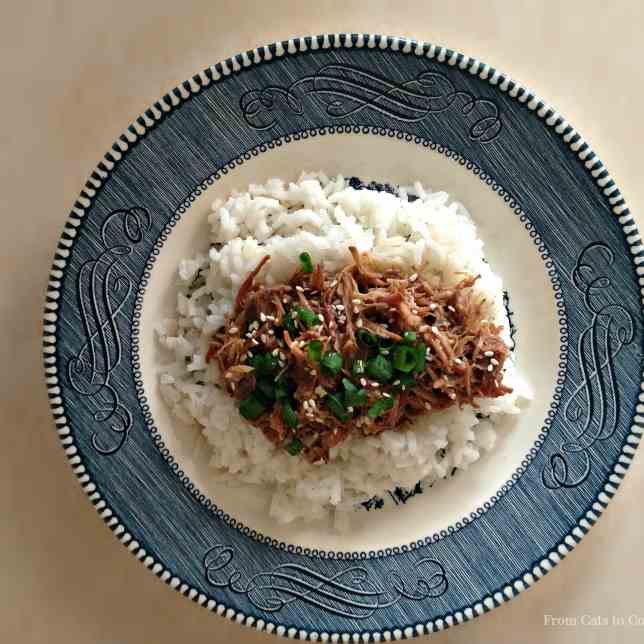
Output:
top-left (43, 33), bottom-right (644, 641)
top-left (131, 129), bottom-right (568, 557)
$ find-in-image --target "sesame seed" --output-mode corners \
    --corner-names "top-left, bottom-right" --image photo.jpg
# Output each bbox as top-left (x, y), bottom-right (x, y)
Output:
top-left (353, 306), bottom-right (360, 314)
top-left (251, 339), bottom-right (259, 346)
top-left (352, 298), bottom-right (361, 304)
top-left (228, 327), bottom-right (239, 334)
top-left (282, 297), bottom-right (289, 304)
top-left (330, 280), bottom-right (338, 288)
top-left (409, 273), bottom-right (418, 282)
top-left (261, 334), bottom-right (268, 344)
top-left (412, 308), bottom-right (419, 314)
top-left (448, 392), bottom-right (456, 399)
top-left (487, 364), bottom-right (494, 372)
top-left (247, 351), bottom-right (253, 359)
top-left (393, 379), bottom-right (400, 386)
top-left (302, 400), bottom-right (310, 410)
top-left (224, 372), bottom-right (233, 379)
top-left (292, 310), bottom-right (299, 318)
top-left (447, 305), bottom-right (456, 312)
top-left (360, 378), bottom-right (367, 387)
top-left (484, 351), bottom-right (494, 357)
top-left (259, 313), bottom-right (267, 322)
top-left (356, 318), bottom-right (364, 328)
top-left (490, 358), bottom-right (499, 366)
top-left (401, 385), bottom-right (406, 391)
top-left (336, 304), bottom-right (345, 311)
top-left (419, 324), bottom-right (430, 332)
top-left (347, 406), bottom-right (354, 413)
top-left (268, 329), bottom-right (275, 335)
top-left (382, 392), bottom-right (391, 398)
top-left (429, 303), bottom-right (437, 310)
top-left (279, 352), bottom-right (286, 360)
top-left (431, 325), bottom-right (439, 334)
top-left (454, 358), bottom-right (463, 365)
top-left (249, 321), bottom-right (259, 330)
top-left (380, 349), bottom-right (389, 356)
top-left (278, 361), bottom-right (285, 368)
top-left (424, 402), bottom-right (432, 410)
top-left (309, 399), bottom-right (317, 410)
top-left (295, 285), bottom-right (304, 292)
top-left (371, 381), bottom-right (380, 388)
top-left (272, 348), bottom-right (279, 356)
top-left (315, 385), bottom-right (326, 396)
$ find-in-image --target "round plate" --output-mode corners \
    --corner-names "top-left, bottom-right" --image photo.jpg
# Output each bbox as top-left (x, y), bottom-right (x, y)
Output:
top-left (44, 35), bottom-right (643, 640)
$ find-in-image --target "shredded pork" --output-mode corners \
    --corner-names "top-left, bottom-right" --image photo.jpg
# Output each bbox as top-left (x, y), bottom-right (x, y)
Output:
top-left (207, 248), bottom-right (512, 462)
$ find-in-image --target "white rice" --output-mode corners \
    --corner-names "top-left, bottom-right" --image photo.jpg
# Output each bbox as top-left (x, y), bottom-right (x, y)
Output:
top-left (156, 172), bottom-right (532, 527)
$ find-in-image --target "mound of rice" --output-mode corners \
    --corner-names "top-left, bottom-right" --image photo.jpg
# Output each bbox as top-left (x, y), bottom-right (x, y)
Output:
top-left (156, 173), bottom-right (531, 527)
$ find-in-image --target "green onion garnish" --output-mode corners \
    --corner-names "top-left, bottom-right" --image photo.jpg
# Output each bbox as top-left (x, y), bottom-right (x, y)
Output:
top-left (321, 351), bottom-right (343, 375)
top-left (307, 340), bottom-right (323, 362)
top-left (275, 377), bottom-right (290, 400)
top-left (239, 394), bottom-right (266, 420)
top-left (366, 355), bottom-right (393, 383)
top-left (402, 330), bottom-right (417, 344)
top-left (393, 345), bottom-right (417, 373)
top-left (351, 359), bottom-right (366, 376)
top-left (282, 401), bottom-right (299, 428)
top-left (299, 252), bottom-right (314, 274)
top-left (296, 306), bottom-right (321, 328)
top-left (255, 377), bottom-right (276, 401)
top-left (393, 374), bottom-right (416, 390)
top-left (342, 378), bottom-right (368, 408)
top-left (326, 392), bottom-right (349, 422)
top-left (282, 310), bottom-right (297, 335)
top-left (250, 353), bottom-right (279, 376)
top-left (356, 329), bottom-right (379, 350)
top-left (284, 437), bottom-right (304, 455)
top-left (413, 342), bottom-right (427, 373)
top-left (367, 396), bottom-right (395, 419)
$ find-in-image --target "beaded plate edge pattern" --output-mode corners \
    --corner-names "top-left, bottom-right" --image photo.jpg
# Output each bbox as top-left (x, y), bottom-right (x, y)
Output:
top-left (42, 34), bottom-right (644, 641)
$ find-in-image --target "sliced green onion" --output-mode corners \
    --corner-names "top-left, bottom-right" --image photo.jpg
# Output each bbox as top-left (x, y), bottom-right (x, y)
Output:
top-left (299, 252), bottom-right (314, 274)
top-left (393, 345), bottom-right (417, 373)
top-left (282, 310), bottom-right (297, 336)
top-left (367, 396), bottom-right (395, 419)
top-left (402, 330), bottom-right (417, 344)
top-left (321, 351), bottom-right (343, 375)
top-left (307, 340), bottom-right (323, 362)
top-left (239, 394), bottom-right (266, 420)
top-left (250, 353), bottom-right (279, 376)
top-left (356, 329), bottom-right (379, 350)
top-left (351, 359), bottom-right (366, 376)
top-left (275, 377), bottom-right (290, 400)
top-left (413, 342), bottom-right (427, 373)
top-left (393, 374), bottom-right (416, 390)
top-left (366, 355), bottom-right (393, 383)
top-left (296, 306), bottom-right (321, 328)
top-left (282, 401), bottom-right (299, 428)
top-left (342, 378), bottom-right (368, 408)
top-left (255, 377), bottom-right (276, 401)
top-left (284, 437), bottom-right (304, 455)
top-left (326, 393), bottom-right (349, 422)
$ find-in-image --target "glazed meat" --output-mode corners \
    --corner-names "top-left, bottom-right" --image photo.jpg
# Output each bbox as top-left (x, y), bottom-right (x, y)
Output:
top-left (207, 248), bottom-right (512, 462)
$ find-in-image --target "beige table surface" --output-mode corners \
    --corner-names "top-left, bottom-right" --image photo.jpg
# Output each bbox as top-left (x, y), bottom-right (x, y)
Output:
top-left (2, 1), bottom-right (643, 643)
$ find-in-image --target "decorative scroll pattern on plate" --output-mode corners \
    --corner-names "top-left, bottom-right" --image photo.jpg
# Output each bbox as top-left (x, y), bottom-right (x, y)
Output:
top-left (241, 64), bottom-right (502, 143)
top-left (542, 243), bottom-right (635, 488)
top-left (204, 544), bottom-right (447, 618)
top-left (66, 207), bottom-right (151, 455)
